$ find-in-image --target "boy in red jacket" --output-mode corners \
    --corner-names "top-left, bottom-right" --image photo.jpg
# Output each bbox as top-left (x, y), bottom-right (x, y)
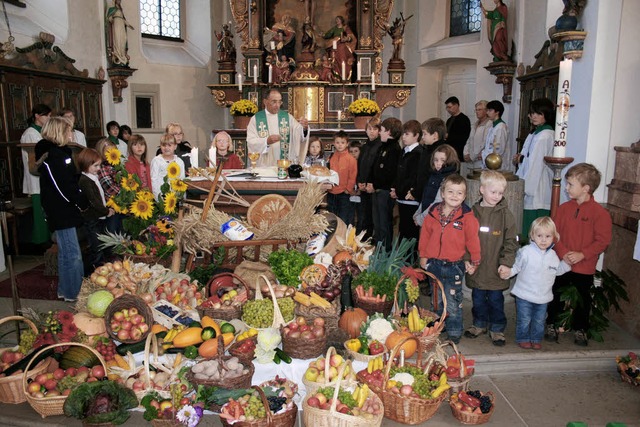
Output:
top-left (327, 130), bottom-right (357, 225)
top-left (546, 163), bottom-right (612, 346)
top-left (419, 174), bottom-right (481, 343)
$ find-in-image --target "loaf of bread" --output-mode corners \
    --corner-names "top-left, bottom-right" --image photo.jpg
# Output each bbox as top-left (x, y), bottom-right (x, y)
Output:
top-left (309, 165), bottom-right (331, 176)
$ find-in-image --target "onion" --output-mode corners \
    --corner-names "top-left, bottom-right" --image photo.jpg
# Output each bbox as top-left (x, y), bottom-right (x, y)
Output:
top-left (140, 293), bottom-right (154, 304)
top-left (112, 260), bottom-right (123, 271)
top-left (106, 280), bottom-right (118, 290)
top-left (313, 317), bottom-right (325, 327)
top-left (400, 385), bottom-right (413, 396)
top-left (112, 288), bottom-right (125, 298)
top-left (95, 276), bottom-right (108, 287)
top-left (90, 272), bottom-right (99, 283)
top-left (260, 284), bottom-right (270, 294)
top-left (312, 326), bottom-right (324, 338)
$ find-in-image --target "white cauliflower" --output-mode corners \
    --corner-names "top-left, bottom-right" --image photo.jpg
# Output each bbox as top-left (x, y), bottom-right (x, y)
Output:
top-left (365, 318), bottom-right (394, 343)
top-left (391, 372), bottom-right (415, 386)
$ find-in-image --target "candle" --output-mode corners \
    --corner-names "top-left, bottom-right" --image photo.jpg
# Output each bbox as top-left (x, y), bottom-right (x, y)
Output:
top-left (341, 61), bottom-right (346, 81)
top-left (268, 64), bottom-right (272, 83)
top-left (357, 60), bottom-right (361, 81)
top-left (253, 64), bottom-right (258, 84)
top-left (332, 40), bottom-right (337, 50)
top-left (208, 146), bottom-right (217, 168)
top-left (190, 147), bottom-right (199, 168)
top-left (238, 73), bottom-right (242, 91)
top-left (371, 73), bottom-right (375, 91)
top-left (553, 59), bottom-right (573, 158)
top-left (337, 110), bottom-right (342, 121)
top-left (270, 41), bottom-right (275, 51)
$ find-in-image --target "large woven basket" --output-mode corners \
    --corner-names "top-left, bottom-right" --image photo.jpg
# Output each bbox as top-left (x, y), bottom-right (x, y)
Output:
top-left (127, 253), bottom-right (172, 268)
top-left (0, 316), bottom-right (52, 404)
top-left (220, 385), bottom-right (298, 427)
top-left (186, 336), bottom-right (254, 390)
top-left (344, 340), bottom-right (388, 363)
top-left (281, 317), bottom-right (327, 359)
top-left (302, 362), bottom-right (383, 427)
top-left (104, 294), bottom-right (153, 344)
top-left (449, 391), bottom-right (495, 425)
top-left (197, 272), bottom-right (252, 321)
top-left (302, 346), bottom-right (356, 396)
top-left (133, 332), bottom-right (174, 401)
top-left (295, 297), bottom-right (341, 339)
top-left (353, 292), bottom-right (393, 317)
top-left (426, 340), bottom-right (473, 393)
top-left (23, 342), bottom-right (107, 418)
top-left (380, 336), bottom-right (448, 425)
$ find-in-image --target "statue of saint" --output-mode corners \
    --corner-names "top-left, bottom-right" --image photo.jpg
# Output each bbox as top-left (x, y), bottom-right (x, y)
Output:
top-left (323, 16), bottom-right (356, 80)
top-left (387, 13), bottom-right (412, 62)
top-left (481, 0), bottom-right (510, 62)
top-left (215, 24), bottom-right (236, 62)
top-left (301, 16), bottom-right (317, 53)
top-left (106, 0), bottom-right (134, 67)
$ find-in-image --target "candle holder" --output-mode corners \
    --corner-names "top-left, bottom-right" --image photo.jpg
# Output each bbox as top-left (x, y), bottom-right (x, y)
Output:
top-left (544, 156), bottom-right (574, 217)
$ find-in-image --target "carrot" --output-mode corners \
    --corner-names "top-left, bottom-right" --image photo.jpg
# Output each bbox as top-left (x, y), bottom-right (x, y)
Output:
top-left (381, 294), bottom-right (387, 302)
top-left (367, 287), bottom-right (374, 298)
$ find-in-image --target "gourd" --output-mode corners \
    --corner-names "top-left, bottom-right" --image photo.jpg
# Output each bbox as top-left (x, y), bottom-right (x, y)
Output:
top-left (338, 307), bottom-right (368, 339)
top-left (385, 329), bottom-right (417, 358)
top-left (172, 327), bottom-right (204, 348)
top-left (200, 316), bottom-right (221, 337)
top-left (59, 346), bottom-right (101, 369)
top-left (73, 312), bottom-right (107, 343)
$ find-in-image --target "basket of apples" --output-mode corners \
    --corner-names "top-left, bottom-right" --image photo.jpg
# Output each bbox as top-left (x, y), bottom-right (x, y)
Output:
top-left (281, 316), bottom-right (326, 359)
top-left (302, 346), bottom-right (357, 396)
top-left (196, 273), bottom-right (251, 321)
top-left (104, 294), bottom-right (154, 344)
top-left (449, 390), bottom-right (495, 424)
top-left (303, 363), bottom-right (384, 427)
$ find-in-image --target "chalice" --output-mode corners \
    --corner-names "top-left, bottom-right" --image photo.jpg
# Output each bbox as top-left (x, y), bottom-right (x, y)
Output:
top-left (248, 151), bottom-right (260, 177)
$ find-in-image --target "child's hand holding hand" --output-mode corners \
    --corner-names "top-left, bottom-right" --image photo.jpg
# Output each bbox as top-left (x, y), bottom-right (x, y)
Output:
top-left (563, 251), bottom-right (585, 265)
top-left (498, 265), bottom-right (511, 280)
top-left (405, 190), bottom-right (415, 201)
top-left (465, 261), bottom-right (477, 275)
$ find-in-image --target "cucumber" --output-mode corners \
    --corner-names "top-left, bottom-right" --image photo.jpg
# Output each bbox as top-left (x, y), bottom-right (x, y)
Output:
top-left (275, 348), bottom-right (291, 364)
top-left (165, 341), bottom-right (202, 354)
top-left (116, 331), bottom-right (167, 356)
top-left (3, 346), bottom-right (55, 376)
top-left (273, 352), bottom-right (281, 364)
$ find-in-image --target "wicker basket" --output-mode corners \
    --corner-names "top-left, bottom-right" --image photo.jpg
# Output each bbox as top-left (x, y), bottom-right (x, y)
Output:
top-left (302, 346), bottom-right (356, 396)
top-left (196, 272), bottom-right (252, 321)
top-left (426, 340), bottom-right (474, 393)
top-left (380, 336), bottom-right (448, 425)
top-left (344, 341), bottom-right (388, 363)
top-left (617, 363), bottom-right (640, 387)
top-left (449, 391), bottom-right (495, 425)
top-left (227, 335), bottom-right (257, 363)
top-left (302, 362), bottom-right (383, 427)
top-left (23, 342), bottom-right (107, 418)
top-left (220, 385), bottom-right (298, 427)
top-left (126, 254), bottom-right (172, 268)
top-left (281, 317), bottom-right (327, 359)
top-left (295, 297), bottom-right (341, 335)
top-left (186, 336), bottom-right (254, 389)
top-left (0, 316), bottom-right (52, 404)
top-left (241, 275), bottom-right (291, 330)
top-left (353, 292), bottom-right (393, 317)
top-left (133, 332), bottom-right (174, 401)
top-left (104, 294), bottom-right (153, 344)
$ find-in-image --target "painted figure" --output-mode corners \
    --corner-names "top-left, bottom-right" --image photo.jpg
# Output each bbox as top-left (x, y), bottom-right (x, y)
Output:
top-left (106, 0), bottom-right (134, 66)
top-left (481, 0), bottom-right (509, 62)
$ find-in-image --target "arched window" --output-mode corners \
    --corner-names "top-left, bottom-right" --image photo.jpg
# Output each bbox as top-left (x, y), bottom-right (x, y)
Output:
top-left (450, 0), bottom-right (482, 37)
top-left (139, 0), bottom-right (181, 40)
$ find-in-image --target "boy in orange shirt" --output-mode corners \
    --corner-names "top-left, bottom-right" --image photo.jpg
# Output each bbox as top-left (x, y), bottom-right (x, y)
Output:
top-left (327, 130), bottom-right (357, 225)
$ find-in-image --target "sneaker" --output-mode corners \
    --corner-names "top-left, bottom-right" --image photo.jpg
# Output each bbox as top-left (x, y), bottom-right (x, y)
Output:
top-left (531, 343), bottom-right (542, 350)
top-left (464, 325), bottom-right (487, 339)
top-left (518, 342), bottom-right (532, 349)
top-left (449, 336), bottom-right (461, 344)
top-left (58, 294), bottom-right (76, 302)
top-left (574, 330), bottom-right (588, 346)
top-left (490, 331), bottom-right (506, 346)
top-left (544, 324), bottom-right (558, 342)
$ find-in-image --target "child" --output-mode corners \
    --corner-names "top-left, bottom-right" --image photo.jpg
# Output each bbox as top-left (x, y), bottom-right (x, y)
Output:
top-left (327, 130), bottom-right (357, 225)
top-left (125, 134), bottom-right (152, 189)
top-left (464, 170), bottom-right (519, 346)
top-left (156, 123), bottom-right (193, 173)
top-left (514, 98), bottom-right (555, 237)
top-left (414, 144), bottom-right (460, 226)
top-left (418, 174), bottom-right (481, 344)
top-left (95, 138), bottom-right (123, 234)
top-left (415, 118), bottom-right (447, 210)
top-left (211, 131), bottom-right (243, 169)
top-left (348, 140), bottom-right (362, 224)
top-left (481, 100), bottom-right (512, 172)
top-left (150, 133), bottom-right (186, 200)
top-left (304, 136), bottom-right (325, 167)
top-left (77, 148), bottom-right (115, 272)
top-left (106, 120), bottom-right (128, 160)
top-left (118, 124), bottom-right (132, 143)
top-left (502, 217), bottom-right (571, 349)
top-left (369, 117), bottom-right (402, 250)
top-left (391, 120), bottom-right (424, 242)
top-left (356, 118), bottom-right (382, 238)
top-left (545, 163), bottom-right (612, 346)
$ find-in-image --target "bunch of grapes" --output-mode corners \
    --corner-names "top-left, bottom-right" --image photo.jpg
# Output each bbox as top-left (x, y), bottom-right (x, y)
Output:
top-left (241, 392), bottom-right (266, 420)
top-left (242, 297), bottom-right (294, 328)
top-left (18, 329), bottom-right (37, 355)
top-left (413, 375), bottom-right (439, 399)
top-left (95, 339), bottom-right (117, 361)
top-left (58, 374), bottom-right (82, 392)
top-left (267, 396), bottom-right (287, 413)
top-left (404, 279), bottom-right (420, 303)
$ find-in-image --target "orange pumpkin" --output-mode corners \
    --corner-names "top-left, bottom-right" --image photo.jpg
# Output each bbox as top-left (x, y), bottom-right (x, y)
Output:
top-left (338, 307), bottom-right (368, 338)
top-left (333, 250), bottom-right (353, 264)
top-left (385, 329), bottom-right (417, 358)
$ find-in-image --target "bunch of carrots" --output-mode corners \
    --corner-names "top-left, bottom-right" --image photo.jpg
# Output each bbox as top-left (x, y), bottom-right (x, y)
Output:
top-left (354, 285), bottom-right (387, 303)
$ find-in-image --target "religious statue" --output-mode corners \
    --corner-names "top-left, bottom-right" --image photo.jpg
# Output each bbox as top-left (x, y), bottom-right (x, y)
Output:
top-left (386, 13), bottom-right (412, 62)
top-left (299, 0), bottom-right (316, 26)
top-left (215, 24), bottom-right (236, 63)
top-left (273, 55), bottom-right (292, 84)
top-left (301, 16), bottom-right (317, 53)
top-left (556, 0), bottom-right (587, 31)
top-left (323, 16), bottom-right (356, 80)
top-left (264, 14), bottom-right (296, 61)
top-left (481, 0), bottom-right (510, 62)
top-left (316, 54), bottom-right (337, 82)
top-left (106, 0), bottom-right (134, 67)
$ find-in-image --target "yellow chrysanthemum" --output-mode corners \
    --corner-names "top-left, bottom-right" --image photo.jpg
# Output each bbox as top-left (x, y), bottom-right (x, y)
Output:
top-left (106, 198), bottom-right (125, 214)
top-left (167, 162), bottom-right (181, 179)
top-left (130, 198), bottom-right (154, 220)
top-left (121, 176), bottom-right (140, 192)
top-left (170, 179), bottom-right (187, 193)
top-left (137, 189), bottom-right (155, 202)
top-left (156, 218), bottom-right (172, 234)
top-left (105, 147), bottom-right (122, 165)
top-left (163, 192), bottom-right (178, 214)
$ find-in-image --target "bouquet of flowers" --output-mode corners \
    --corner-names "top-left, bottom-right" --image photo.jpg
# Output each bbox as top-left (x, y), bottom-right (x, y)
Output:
top-left (348, 98), bottom-right (381, 116)
top-left (141, 385), bottom-right (204, 427)
top-left (99, 147), bottom-right (187, 260)
top-left (19, 308), bottom-right (86, 353)
top-left (230, 99), bottom-right (258, 116)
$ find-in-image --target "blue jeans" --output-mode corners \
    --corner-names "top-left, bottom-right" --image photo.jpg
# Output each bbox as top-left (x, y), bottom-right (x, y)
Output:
top-left (427, 259), bottom-right (465, 340)
top-left (515, 297), bottom-right (547, 344)
top-left (56, 227), bottom-right (84, 300)
top-left (327, 192), bottom-right (355, 226)
top-left (471, 288), bottom-right (506, 333)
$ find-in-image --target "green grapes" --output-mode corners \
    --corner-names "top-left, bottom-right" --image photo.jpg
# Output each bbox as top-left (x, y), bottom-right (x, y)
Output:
top-left (18, 330), bottom-right (36, 355)
top-left (242, 392), bottom-right (267, 420)
top-left (242, 297), bottom-right (294, 328)
top-left (405, 279), bottom-right (420, 303)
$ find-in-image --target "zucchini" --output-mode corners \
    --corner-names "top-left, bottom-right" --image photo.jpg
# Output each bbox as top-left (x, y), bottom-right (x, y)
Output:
top-left (275, 348), bottom-right (291, 364)
top-left (116, 331), bottom-right (168, 356)
top-left (3, 346), bottom-right (55, 376)
top-left (188, 321), bottom-right (202, 328)
top-left (165, 341), bottom-right (202, 354)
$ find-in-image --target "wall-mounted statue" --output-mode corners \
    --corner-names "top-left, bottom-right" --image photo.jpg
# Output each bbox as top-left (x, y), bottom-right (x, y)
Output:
top-left (266, 14), bottom-right (296, 61)
top-left (216, 24), bottom-right (237, 63)
top-left (481, 0), bottom-right (510, 62)
top-left (301, 16), bottom-right (318, 53)
top-left (387, 13), bottom-right (412, 62)
top-left (106, 0), bottom-right (134, 67)
top-left (323, 15), bottom-right (355, 80)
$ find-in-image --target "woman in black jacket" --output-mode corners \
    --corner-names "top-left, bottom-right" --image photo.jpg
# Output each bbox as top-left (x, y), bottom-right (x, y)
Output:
top-left (35, 117), bottom-right (87, 302)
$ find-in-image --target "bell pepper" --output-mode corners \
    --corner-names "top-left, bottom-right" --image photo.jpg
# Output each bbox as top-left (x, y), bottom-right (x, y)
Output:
top-left (358, 335), bottom-right (369, 348)
top-left (346, 338), bottom-right (362, 352)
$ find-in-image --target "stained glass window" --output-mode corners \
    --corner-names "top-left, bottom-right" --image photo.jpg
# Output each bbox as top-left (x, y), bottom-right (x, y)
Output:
top-left (450, 0), bottom-right (482, 37)
top-left (140, 0), bottom-right (181, 39)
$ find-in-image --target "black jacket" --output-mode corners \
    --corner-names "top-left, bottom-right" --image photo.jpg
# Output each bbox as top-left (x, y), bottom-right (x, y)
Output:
top-left (36, 139), bottom-right (86, 231)
top-left (393, 144), bottom-right (424, 201)
top-left (371, 139), bottom-right (401, 191)
top-left (357, 137), bottom-right (381, 184)
top-left (78, 174), bottom-right (110, 221)
top-left (414, 139), bottom-right (446, 203)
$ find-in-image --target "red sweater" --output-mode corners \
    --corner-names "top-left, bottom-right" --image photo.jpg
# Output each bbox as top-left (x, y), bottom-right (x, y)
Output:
top-left (328, 150), bottom-right (357, 195)
top-left (418, 202), bottom-right (481, 264)
top-left (125, 157), bottom-right (152, 189)
top-left (552, 197), bottom-right (612, 274)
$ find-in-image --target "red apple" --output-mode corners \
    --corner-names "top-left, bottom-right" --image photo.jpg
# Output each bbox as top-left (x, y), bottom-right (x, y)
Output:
top-left (289, 322), bottom-right (299, 331)
top-left (296, 317), bottom-right (307, 326)
top-left (110, 321), bottom-right (121, 332)
top-left (307, 397), bottom-right (320, 408)
top-left (121, 320), bottom-right (133, 331)
top-left (65, 367), bottom-right (77, 377)
top-left (112, 311), bottom-right (124, 321)
top-left (53, 368), bottom-right (66, 380)
top-left (129, 307), bottom-right (139, 316)
top-left (44, 379), bottom-right (57, 391)
top-left (34, 373), bottom-right (49, 385)
top-left (91, 365), bottom-right (106, 379)
top-left (117, 329), bottom-right (130, 341)
top-left (130, 314), bottom-right (143, 325)
top-left (27, 382), bottom-right (41, 394)
top-left (130, 328), bottom-right (143, 340)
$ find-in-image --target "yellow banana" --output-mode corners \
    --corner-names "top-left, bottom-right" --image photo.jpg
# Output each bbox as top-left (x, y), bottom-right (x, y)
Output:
top-left (352, 386), bottom-right (360, 402)
top-left (358, 384), bottom-right (369, 407)
top-left (367, 359), bottom-right (373, 374)
top-left (408, 309), bottom-right (415, 331)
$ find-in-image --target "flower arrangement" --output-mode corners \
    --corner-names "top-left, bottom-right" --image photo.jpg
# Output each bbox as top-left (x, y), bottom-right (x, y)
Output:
top-left (19, 308), bottom-right (86, 353)
top-left (141, 386), bottom-right (204, 426)
top-left (230, 99), bottom-right (258, 116)
top-left (99, 147), bottom-right (186, 260)
top-left (348, 98), bottom-right (381, 116)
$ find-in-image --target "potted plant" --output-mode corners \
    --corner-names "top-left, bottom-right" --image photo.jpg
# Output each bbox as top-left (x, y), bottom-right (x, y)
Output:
top-left (348, 98), bottom-right (381, 129)
top-left (229, 99), bottom-right (258, 129)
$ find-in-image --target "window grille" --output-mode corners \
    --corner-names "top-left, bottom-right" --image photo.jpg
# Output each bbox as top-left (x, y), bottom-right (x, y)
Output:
top-left (140, 0), bottom-right (181, 39)
top-left (450, 0), bottom-right (482, 37)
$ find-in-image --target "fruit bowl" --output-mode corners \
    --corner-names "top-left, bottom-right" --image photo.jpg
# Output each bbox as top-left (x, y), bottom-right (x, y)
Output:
top-left (281, 316), bottom-right (327, 360)
top-left (449, 390), bottom-right (495, 425)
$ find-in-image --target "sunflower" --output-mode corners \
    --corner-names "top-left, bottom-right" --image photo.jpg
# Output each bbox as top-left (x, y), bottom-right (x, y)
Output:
top-left (106, 198), bottom-right (127, 214)
top-left (130, 197), bottom-right (154, 220)
top-left (121, 175), bottom-right (140, 192)
top-left (171, 179), bottom-right (187, 193)
top-left (163, 192), bottom-right (178, 214)
top-left (137, 189), bottom-right (155, 202)
top-left (105, 147), bottom-right (122, 165)
top-left (156, 217), bottom-right (173, 234)
top-left (167, 162), bottom-right (181, 179)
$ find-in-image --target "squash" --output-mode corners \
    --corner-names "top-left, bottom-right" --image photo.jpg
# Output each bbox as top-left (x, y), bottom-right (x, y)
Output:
top-left (338, 307), bottom-right (368, 339)
top-left (151, 324), bottom-right (168, 335)
top-left (198, 338), bottom-right (219, 359)
top-left (59, 346), bottom-right (101, 369)
top-left (73, 312), bottom-right (107, 344)
top-left (172, 327), bottom-right (204, 348)
top-left (200, 316), bottom-right (221, 337)
top-left (385, 329), bottom-right (417, 358)
top-left (333, 250), bottom-right (353, 264)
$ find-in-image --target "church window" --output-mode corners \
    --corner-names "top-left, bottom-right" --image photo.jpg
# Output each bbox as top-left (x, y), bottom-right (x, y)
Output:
top-left (450, 0), bottom-right (482, 37)
top-left (140, 0), bottom-right (182, 40)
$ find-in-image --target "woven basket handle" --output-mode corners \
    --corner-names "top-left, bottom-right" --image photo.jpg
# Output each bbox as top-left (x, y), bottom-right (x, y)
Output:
top-left (422, 270), bottom-right (447, 323)
top-left (258, 275), bottom-right (286, 328)
top-left (392, 268), bottom-right (428, 315)
top-left (22, 342), bottom-right (107, 395)
top-left (328, 360), bottom-right (352, 415)
top-left (251, 385), bottom-right (275, 426)
top-left (0, 315), bottom-right (39, 335)
top-left (322, 346), bottom-right (336, 381)
top-left (384, 335), bottom-right (421, 382)
top-left (143, 331), bottom-right (171, 390)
